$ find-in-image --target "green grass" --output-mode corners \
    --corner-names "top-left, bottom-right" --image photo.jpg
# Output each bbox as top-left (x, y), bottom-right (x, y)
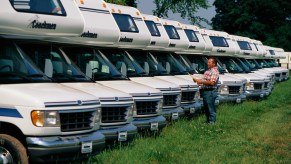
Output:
top-left (90, 79), bottom-right (291, 164)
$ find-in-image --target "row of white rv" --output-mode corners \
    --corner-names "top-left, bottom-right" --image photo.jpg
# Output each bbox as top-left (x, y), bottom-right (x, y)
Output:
top-left (0, 0), bottom-right (289, 163)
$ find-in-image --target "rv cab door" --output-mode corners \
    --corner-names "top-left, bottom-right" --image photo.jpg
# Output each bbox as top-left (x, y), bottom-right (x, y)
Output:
top-left (0, 0), bottom-right (84, 36)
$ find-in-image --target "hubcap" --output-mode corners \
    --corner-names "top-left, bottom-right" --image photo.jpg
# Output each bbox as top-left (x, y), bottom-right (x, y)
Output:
top-left (0, 147), bottom-right (13, 164)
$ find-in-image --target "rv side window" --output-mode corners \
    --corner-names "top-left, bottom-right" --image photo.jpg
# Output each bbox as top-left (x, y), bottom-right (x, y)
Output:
top-left (145, 21), bottom-right (161, 36)
top-left (9, 0), bottom-right (66, 16)
top-left (112, 13), bottom-right (139, 33)
top-left (184, 29), bottom-right (199, 42)
top-left (164, 25), bottom-right (180, 39)
top-left (237, 41), bottom-right (252, 50)
top-left (269, 50), bottom-right (275, 55)
top-left (209, 36), bottom-right (229, 47)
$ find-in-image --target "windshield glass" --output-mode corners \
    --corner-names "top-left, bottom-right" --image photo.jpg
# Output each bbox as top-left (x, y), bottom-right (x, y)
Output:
top-left (100, 49), bottom-right (147, 78)
top-left (217, 57), bottom-right (244, 73)
top-left (150, 52), bottom-right (187, 75)
top-left (233, 58), bottom-right (250, 72)
top-left (128, 50), bottom-right (168, 76)
top-left (62, 47), bottom-right (126, 81)
top-left (164, 25), bottom-right (180, 39)
top-left (269, 59), bottom-right (279, 67)
top-left (256, 59), bottom-right (272, 68)
top-left (237, 41), bottom-right (252, 50)
top-left (240, 58), bottom-right (256, 71)
top-left (112, 13), bottom-right (139, 33)
top-left (209, 36), bottom-right (229, 47)
top-left (172, 54), bottom-right (196, 74)
top-left (10, 0), bottom-right (66, 16)
top-left (184, 29), bottom-right (199, 42)
top-left (182, 56), bottom-right (208, 74)
top-left (145, 20), bottom-right (161, 36)
top-left (0, 42), bottom-right (51, 84)
top-left (18, 43), bottom-right (92, 83)
top-left (247, 59), bottom-right (262, 69)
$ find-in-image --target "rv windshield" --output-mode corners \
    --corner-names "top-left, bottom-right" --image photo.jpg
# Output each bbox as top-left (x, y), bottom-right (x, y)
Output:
top-left (0, 41), bottom-right (51, 84)
top-left (237, 41), bottom-right (252, 50)
top-left (217, 57), bottom-right (244, 73)
top-left (264, 59), bottom-right (277, 67)
top-left (145, 20), bottom-right (161, 36)
top-left (18, 43), bottom-right (92, 83)
top-left (184, 29), bottom-right (199, 42)
top-left (128, 50), bottom-right (168, 76)
top-left (267, 59), bottom-right (279, 67)
top-left (112, 13), bottom-right (139, 33)
top-left (10, 0), bottom-right (66, 16)
top-left (164, 25), bottom-right (180, 39)
top-left (150, 52), bottom-right (187, 75)
top-left (247, 59), bottom-right (262, 69)
top-left (233, 58), bottom-right (251, 73)
top-left (209, 36), bottom-right (229, 47)
top-left (100, 49), bottom-right (148, 78)
top-left (240, 58), bottom-right (257, 71)
top-left (182, 56), bottom-right (208, 74)
top-left (256, 59), bottom-right (271, 68)
top-left (172, 54), bottom-right (196, 74)
top-left (62, 47), bottom-right (127, 81)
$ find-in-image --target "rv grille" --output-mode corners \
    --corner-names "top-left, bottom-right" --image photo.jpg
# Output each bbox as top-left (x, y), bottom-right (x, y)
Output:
top-left (228, 86), bottom-right (240, 94)
top-left (60, 110), bottom-right (95, 132)
top-left (275, 73), bottom-right (281, 77)
top-left (136, 101), bottom-right (159, 115)
top-left (282, 72), bottom-right (287, 76)
top-left (163, 95), bottom-right (178, 106)
top-left (181, 91), bottom-right (196, 102)
top-left (101, 107), bottom-right (127, 123)
top-left (254, 83), bottom-right (263, 90)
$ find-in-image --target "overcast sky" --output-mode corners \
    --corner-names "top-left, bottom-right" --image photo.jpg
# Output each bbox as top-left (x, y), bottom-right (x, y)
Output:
top-left (137, 0), bottom-right (216, 29)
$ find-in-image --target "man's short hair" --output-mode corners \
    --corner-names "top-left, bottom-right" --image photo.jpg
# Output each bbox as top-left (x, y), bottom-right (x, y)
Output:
top-left (209, 58), bottom-right (217, 66)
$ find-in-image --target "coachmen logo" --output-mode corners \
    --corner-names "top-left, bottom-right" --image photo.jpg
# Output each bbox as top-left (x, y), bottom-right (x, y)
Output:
top-left (119, 37), bottom-right (133, 42)
top-left (81, 31), bottom-right (98, 38)
top-left (77, 100), bottom-right (83, 106)
top-left (148, 92), bottom-right (151, 96)
top-left (28, 19), bottom-right (57, 30)
top-left (169, 43), bottom-right (176, 47)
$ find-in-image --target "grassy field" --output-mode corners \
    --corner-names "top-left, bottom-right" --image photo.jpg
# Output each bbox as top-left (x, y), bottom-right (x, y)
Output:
top-left (91, 79), bottom-right (291, 163)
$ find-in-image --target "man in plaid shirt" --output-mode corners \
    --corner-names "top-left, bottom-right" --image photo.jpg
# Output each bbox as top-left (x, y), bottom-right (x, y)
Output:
top-left (191, 58), bottom-right (219, 124)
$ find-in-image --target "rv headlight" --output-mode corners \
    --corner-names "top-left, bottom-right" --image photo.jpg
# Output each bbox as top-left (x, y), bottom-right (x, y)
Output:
top-left (128, 105), bottom-right (134, 117)
top-left (31, 110), bottom-right (60, 127)
top-left (176, 94), bottom-right (181, 106)
top-left (156, 99), bottom-right (163, 114)
top-left (95, 108), bottom-right (101, 123)
top-left (219, 85), bottom-right (229, 94)
top-left (246, 82), bottom-right (254, 90)
top-left (133, 101), bottom-right (137, 116)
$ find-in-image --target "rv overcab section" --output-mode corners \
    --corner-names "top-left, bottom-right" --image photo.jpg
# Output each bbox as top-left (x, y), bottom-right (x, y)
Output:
top-left (0, 0), bottom-right (84, 37)
top-left (142, 14), bottom-right (169, 50)
top-left (46, 0), bottom-right (120, 46)
top-left (205, 30), bottom-right (236, 56)
top-left (107, 3), bottom-right (151, 49)
top-left (180, 24), bottom-right (206, 54)
top-left (160, 19), bottom-right (189, 52)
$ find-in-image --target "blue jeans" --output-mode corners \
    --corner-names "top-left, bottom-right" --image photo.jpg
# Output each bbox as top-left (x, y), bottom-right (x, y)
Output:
top-left (202, 90), bottom-right (218, 123)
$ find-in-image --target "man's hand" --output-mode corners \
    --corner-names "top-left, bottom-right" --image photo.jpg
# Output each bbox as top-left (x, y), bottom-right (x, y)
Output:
top-left (195, 79), bottom-right (203, 85)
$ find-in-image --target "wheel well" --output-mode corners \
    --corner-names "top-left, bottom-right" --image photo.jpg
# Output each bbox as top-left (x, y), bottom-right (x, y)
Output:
top-left (0, 122), bottom-right (26, 147)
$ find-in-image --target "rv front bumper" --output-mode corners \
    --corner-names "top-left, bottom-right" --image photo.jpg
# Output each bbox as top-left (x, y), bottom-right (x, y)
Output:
top-left (162, 106), bottom-right (184, 120)
top-left (132, 115), bottom-right (167, 131)
top-left (27, 131), bottom-right (105, 163)
top-left (181, 101), bottom-right (203, 115)
top-left (246, 90), bottom-right (266, 99)
top-left (217, 94), bottom-right (246, 104)
top-left (99, 123), bottom-right (137, 142)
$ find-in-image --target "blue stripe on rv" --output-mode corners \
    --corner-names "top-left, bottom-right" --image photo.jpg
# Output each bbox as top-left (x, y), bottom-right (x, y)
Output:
top-left (0, 108), bottom-right (23, 118)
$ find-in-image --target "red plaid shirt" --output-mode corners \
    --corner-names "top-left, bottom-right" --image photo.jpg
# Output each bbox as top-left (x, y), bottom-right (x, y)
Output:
top-left (202, 67), bottom-right (219, 89)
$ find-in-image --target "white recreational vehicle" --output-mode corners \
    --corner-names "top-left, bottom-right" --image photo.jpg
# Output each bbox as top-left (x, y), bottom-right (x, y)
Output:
top-left (0, 0), bottom-right (106, 163)
top-left (50, 0), bottom-right (167, 131)
top-left (176, 26), bottom-right (247, 104)
top-left (133, 15), bottom-right (203, 114)
top-left (279, 52), bottom-right (291, 70)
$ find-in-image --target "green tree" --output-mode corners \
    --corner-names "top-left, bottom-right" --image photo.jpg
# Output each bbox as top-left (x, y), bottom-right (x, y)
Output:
top-left (152, 0), bottom-right (210, 27)
top-left (212, 0), bottom-right (291, 51)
